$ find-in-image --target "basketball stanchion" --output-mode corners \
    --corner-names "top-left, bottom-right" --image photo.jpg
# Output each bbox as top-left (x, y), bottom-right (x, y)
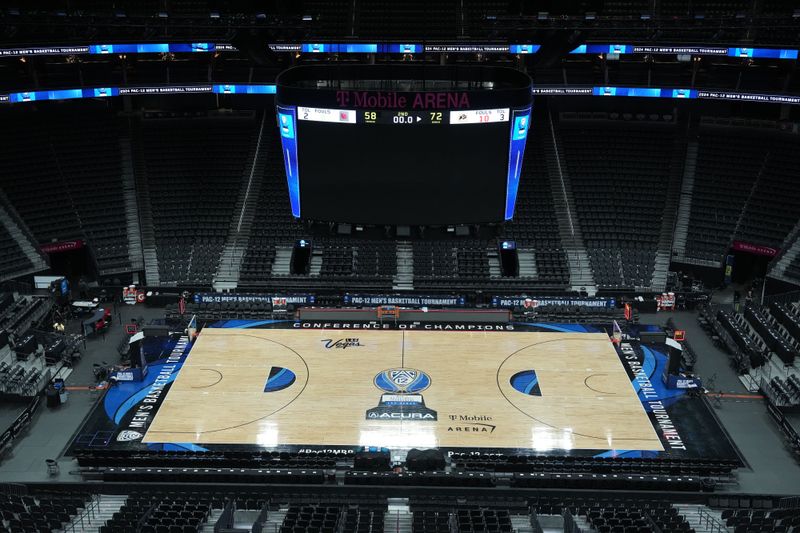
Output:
top-left (376, 305), bottom-right (400, 325)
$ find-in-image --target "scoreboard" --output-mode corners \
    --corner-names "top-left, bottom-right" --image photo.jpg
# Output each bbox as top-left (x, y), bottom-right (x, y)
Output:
top-left (297, 107), bottom-right (511, 126)
top-left (275, 64), bottom-right (533, 226)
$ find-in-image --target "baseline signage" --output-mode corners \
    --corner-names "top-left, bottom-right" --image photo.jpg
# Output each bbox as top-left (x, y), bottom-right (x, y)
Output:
top-left (192, 293), bottom-right (315, 305)
top-left (343, 294), bottom-right (466, 307)
top-left (491, 296), bottom-right (616, 309)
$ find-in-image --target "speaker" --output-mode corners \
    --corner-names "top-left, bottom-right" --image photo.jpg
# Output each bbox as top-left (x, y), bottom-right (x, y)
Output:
top-left (406, 449), bottom-right (446, 471)
top-left (354, 451), bottom-right (390, 471)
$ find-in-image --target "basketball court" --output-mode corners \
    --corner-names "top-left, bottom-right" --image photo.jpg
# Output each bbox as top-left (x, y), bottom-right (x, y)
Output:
top-left (143, 328), bottom-right (663, 451)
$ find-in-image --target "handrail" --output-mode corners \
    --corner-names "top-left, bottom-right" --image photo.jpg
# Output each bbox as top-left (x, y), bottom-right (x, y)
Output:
top-left (695, 505), bottom-right (728, 533)
top-left (62, 494), bottom-right (101, 533)
top-left (547, 110), bottom-right (576, 240)
top-left (238, 111), bottom-right (267, 234)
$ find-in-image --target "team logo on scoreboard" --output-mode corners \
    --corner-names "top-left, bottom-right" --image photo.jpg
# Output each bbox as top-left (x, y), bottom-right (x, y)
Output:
top-left (367, 368), bottom-right (437, 421)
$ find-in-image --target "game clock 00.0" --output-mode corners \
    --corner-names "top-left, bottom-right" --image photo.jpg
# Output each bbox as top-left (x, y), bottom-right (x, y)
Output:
top-left (361, 110), bottom-right (444, 125)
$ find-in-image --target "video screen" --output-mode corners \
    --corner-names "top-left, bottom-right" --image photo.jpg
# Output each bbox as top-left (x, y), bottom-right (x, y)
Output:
top-left (292, 108), bottom-right (515, 225)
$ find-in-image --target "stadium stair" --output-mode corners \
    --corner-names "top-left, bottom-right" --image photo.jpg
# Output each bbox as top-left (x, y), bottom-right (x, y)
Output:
top-left (517, 249), bottom-right (538, 279)
top-left (0, 189), bottom-right (49, 280)
top-left (309, 249), bottom-right (323, 276)
top-left (544, 111), bottom-right (596, 295)
top-left (769, 219), bottom-right (800, 285)
top-left (272, 247), bottom-right (293, 276)
top-left (131, 122), bottom-right (160, 286)
top-left (488, 249), bottom-right (502, 279)
top-left (510, 513), bottom-right (536, 533)
top-left (671, 139), bottom-right (699, 263)
top-left (385, 498), bottom-right (413, 533)
top-left (653, 127), bottom-right (689, 292)
top-left (214, 112), bottom-right (269, 291)
top-left (119, 135), bottom-right (144, 273)
top-left (673, 503), bottom-right (727, 533)
top-left (394, 241), bottom-right (414, 291)
top-left (259, 506), bottom-right (287, 533)
top-left (729, 152), bottom-right (770, 248)
top-left (72, 494), bottom-right (128, 533)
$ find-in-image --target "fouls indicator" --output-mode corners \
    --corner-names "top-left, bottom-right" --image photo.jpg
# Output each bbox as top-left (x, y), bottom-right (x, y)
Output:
top-left (449, 108), bottom-right (511, 124)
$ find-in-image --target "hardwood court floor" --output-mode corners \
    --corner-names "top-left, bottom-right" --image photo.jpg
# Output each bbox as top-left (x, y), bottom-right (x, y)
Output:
top-left (143, 328), bottom-right (663, 451)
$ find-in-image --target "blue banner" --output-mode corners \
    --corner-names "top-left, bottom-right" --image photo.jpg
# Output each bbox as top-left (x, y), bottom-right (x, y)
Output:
top-left (491, 296), bottom-right (616, 309)
top-left (193, 293), bottom-right (315, 305)
top-left (571, 44), bottom-right (798, 59)
top-left (3, 84), bottom-right (276, 104)
top-left (3, 83), bottom-right (800, 107)
top-left (343, 294), bottom-right (466, 307)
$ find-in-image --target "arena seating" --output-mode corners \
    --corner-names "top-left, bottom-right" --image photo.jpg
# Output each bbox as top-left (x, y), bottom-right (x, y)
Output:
top-left (764, 376), bottom-right (800, 407)
top-left (499, 126), bottom-right (570, 287)
top-left (450, 453), bottom-right (737, 478)
top-left (525, 304), bottom-right (633, 323)
top-left (137, 111), bottom-right (256, 286)
top-left (75, 448), bottom-right (340, 469)
top-left (412, 510), bottom-right (451, 533)
top-left (0, 491), bottom-right (91, 533)
top-left (685, 124), bottom-right (768, 263)
top-left (413, 241), bottom-right (490, 285)
top-left (685, 120), bottom-right (800, 265)
top-left (556, 114), bottom-right (677, 290)
top-left (355, 0), bottom-right (461, 39)
top-left (101, 492), bottom-right (211, 533)
top-left (719, 507), bottom-right (800, 533)
top-left (0, 107), bottom-right (129, 274)
top-left (239, 124), bottom-right (307, 287)
top-left (2, 103), bottom-right (799, 294)
top-left (278, 504), bottom-right (343, 533)
top-left (0, 296), bottom-right (51, 341)
top-left (239, 124), bottom-right (396, 290)
top-left (0, 224), bottom-right (35, 281)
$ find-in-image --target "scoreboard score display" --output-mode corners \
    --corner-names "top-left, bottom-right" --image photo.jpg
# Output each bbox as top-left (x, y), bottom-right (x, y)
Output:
top-left (276, 65), bottom-right (533, 226)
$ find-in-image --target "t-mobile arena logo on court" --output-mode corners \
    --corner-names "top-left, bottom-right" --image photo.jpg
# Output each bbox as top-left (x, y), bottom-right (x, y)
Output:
top-left (321, 338), bottom-right (363, 349)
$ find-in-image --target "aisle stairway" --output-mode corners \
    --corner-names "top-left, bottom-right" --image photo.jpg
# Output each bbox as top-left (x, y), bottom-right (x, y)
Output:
top-left (672, 140), bottom-right (699, 262)
top-left (68, 494), bottom-right (127, 533)
top-left (130, 119), bottom-right (159, 286)
top-left (272, 247), bottom-right (293, 276)
top-left (214, 111), bottom-right (269, 291)
top-left (385, 499), bottom-right (413, 533)
top-left (0, 189), bottom-right (48, 280)
top-left (674, 503), bottom-right (727, 533)
top-left (544, 111), bottom-right (595, 294)
top-left (394, 241), bottom-right (413, 291)
top-left (119, 136), bottom-right (144, 273)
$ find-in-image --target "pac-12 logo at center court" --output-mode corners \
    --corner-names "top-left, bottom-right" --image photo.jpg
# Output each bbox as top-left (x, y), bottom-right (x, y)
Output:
top-left (373, 368), bottom-right (431, 393)
top-left (368, 368), bottom-right (437, 421)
